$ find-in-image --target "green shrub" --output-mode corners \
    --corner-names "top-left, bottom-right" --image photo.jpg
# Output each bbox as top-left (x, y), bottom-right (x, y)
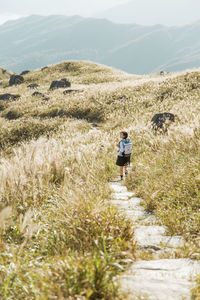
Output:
top-left (0, 119), bottom-right (62, 150)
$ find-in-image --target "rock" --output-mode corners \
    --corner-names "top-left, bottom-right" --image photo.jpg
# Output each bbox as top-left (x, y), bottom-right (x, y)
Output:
top-left (158, 89), bottom-right (173, 101)
top-left (191, 82), bottom-right (200, 90)
top-left (41, 66), bottom-right (48, 71)
top-left (134, 225), bottom-right (184, 249)
top-left (110, 182), bottom-right (128, 193)
top-left (118, 95), bottom-right (129, 101)
top-left (151, 112), bottom-right (175, 131)
top-left (139, 244), bottom-right (162, 251)
top-left (89, 123), bottom-right (100, 130)
top-left (32, 91), bottom-right (45, 97)
top-left (43, 97), bottom-right (50, 101)
top-left (58, 109), bottom-right (66, 117)
top-left (140, 214), bottom-right (158, 225)
top-left (184, 73), bottom-right (190, 82)
top-left (50, 78), bottom-right (71, 89)
top-left (110, 198), bottom-right (141, 210)
top-left (0, 94), bottom-right (20, 101)
top-left (4, 110), bottom-right (21, 120)
top-left (119, 259), bottom-right (200, 300)
top-left (27, 83), bottom-right (39, 89)
top-left (0, 104), bottom-right (5, 112)
top-left (125, 208), bottom-right (147, 222)
top-left (160, 71), bottom-right (165, 75)
top-left (63, 89), bottom-right (78, 94)
top-left (20, 70), bottom-right (30, 76)
top-left (109, 180), bottom-right (200, 300)
top-left (9, 75), bottom-right (24, 86)
top-left (111, 192), bottom-right (133, 200)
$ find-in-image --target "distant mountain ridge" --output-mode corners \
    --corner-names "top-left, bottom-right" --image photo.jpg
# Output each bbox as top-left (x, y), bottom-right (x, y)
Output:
top-left (0, 15), bottom-right (200, 74)
top-left (96, 0), bottom-right (200, 26)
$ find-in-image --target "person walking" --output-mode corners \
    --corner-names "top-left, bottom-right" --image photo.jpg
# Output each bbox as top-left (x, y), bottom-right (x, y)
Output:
top-left (116, 131), bottom-right (132, 180)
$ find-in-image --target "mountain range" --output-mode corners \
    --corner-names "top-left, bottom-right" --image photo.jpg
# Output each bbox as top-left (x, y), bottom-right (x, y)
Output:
top-left (96, 0), bottom-right (200, 26)
top-left (0, 15), bottom-right (200, 74)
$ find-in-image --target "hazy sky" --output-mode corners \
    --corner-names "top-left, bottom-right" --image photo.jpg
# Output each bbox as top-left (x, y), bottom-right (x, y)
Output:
top-left (0, 0), bottom-right (128, 24)
top-left (0, 0), bottom-right (199, 26)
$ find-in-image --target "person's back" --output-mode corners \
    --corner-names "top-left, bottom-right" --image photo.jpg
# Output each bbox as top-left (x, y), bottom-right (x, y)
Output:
top-left (116, 131), bottom-right (132, 180)
top-left (122, 137), bottom-right (132, 157)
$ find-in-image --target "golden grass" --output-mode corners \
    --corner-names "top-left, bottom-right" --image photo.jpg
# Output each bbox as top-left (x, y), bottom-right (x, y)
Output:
top-left (0, 68), bottom-right (12, 80)
top-left (0, 118), bottom-right (135, 299)
top-left (0, 61), bottom-right (200, 298)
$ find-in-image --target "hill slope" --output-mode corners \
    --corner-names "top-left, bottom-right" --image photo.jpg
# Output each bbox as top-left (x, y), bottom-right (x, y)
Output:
top-left (0, 67), bottom-right (12, 80)
top-left (0, 61), bottom-right (200, 297)
top-left (0, 15), bottom-right (200, 74)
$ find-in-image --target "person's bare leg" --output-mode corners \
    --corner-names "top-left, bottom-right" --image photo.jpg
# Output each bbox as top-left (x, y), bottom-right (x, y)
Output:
top-left (120, 166), bottom-right (123, 180)
top-left (125, 165), bottom-right (128, 175)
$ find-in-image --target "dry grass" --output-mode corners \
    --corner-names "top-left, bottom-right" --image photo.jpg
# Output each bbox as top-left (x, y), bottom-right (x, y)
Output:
top-left (0, 68), bottom-right (12, 80)
top-left (0, 117), bottom-right (135, 299)
top-left (0, 61), bottom-right (200, 298)
top-left (192, 275), bottom-right (200, 299)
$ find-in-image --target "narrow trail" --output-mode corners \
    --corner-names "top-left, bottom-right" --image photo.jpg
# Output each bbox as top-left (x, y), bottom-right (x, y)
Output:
top-left (88, 68), bottom-right (200, 299)
top-left (109, 178), bottom-right (200, 300)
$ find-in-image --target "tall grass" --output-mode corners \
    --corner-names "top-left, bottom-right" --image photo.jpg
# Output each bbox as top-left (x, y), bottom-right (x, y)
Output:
top-left (0, 119), bottom-right (135, 299)
top-left (0, 61), bottom-right (200, 298)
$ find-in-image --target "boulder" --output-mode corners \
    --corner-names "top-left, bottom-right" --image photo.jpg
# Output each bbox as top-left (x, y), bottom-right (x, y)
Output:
top-left (159, 89), bottom-right (172, 101)
top-left (32, 91), bottom-right (49, 101)
top-left (20, 70), bottom-right (30, 76)
top-left (0, 94), bottom-right (20, 101)
top-left (63, 89), bottom-right (77, 94)
top-left (41, 66), bottom-right (48, 71)
top-left (4, 110), bottom-right (21, 120)
top-left (151, 113), bottom-right (175, 131)
top-left (43, 97), bottom-right (50, 101)
top-left (27, 83), bottom-right (39, 89)
top-left (50, 78), bottom-right (71, 89)
top-left (9, 75), bottom-right (24, 86)
top-left (58, 109), bottom-right (66, 117)
top-left (32, 91), bottom-right (45, 97)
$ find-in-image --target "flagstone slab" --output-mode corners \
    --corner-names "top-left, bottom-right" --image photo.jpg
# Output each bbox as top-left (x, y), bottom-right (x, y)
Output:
top-left (119, 259), bottom-right (200, 300)
top-left (109, 181), bottom-right (200, 299)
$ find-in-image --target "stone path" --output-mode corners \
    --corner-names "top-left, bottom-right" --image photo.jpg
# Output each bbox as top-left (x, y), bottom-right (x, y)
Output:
top-left (109, 179), bottom-right (200, 300)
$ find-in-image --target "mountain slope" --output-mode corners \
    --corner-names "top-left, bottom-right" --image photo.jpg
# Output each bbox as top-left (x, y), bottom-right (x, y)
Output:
top-left (0, 60), bottom-right (200, 298)
top-left (0, 15), bottom-right (200, 74)
top-left (0, 67), bottom-right (12, 80)
top-left (96, 0), bottom-right (200, 26)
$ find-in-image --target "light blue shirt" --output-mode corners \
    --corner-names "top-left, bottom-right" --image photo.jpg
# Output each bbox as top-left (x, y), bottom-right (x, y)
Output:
top-left (118, 140), bottom-right (125, 157)
top-left (118, 138), bottom-right (132, 157)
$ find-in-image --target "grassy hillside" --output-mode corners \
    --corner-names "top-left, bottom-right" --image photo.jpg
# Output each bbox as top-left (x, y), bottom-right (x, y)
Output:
top-left (0, 15), bottom-right (200, 74)
top-left (0, 68), bottom-right (12, 80)
top-left (0, 61), bottom-right (200, 298)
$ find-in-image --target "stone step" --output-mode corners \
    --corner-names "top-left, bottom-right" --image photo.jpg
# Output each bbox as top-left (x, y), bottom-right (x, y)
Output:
top-left (135, 226), bottom-right (185, 248)
top-left (109, 180), bottom-right (200, 299)
top-left (109, 198), bottom-right (142, 208)
top-left (109, 183), bottom-right (128, 193)
top-left (111, 192), bottom-right (135, 200)
top-left (119, 259), bottom-right (200, 300)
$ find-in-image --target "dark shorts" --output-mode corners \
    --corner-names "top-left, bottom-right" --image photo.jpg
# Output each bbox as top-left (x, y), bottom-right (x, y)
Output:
top-left (116, 155), bottom-right (131, 167)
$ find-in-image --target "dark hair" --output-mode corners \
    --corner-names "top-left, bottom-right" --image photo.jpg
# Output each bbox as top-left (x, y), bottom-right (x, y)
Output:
top-left (121, 131), bottom-right (128, 139)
